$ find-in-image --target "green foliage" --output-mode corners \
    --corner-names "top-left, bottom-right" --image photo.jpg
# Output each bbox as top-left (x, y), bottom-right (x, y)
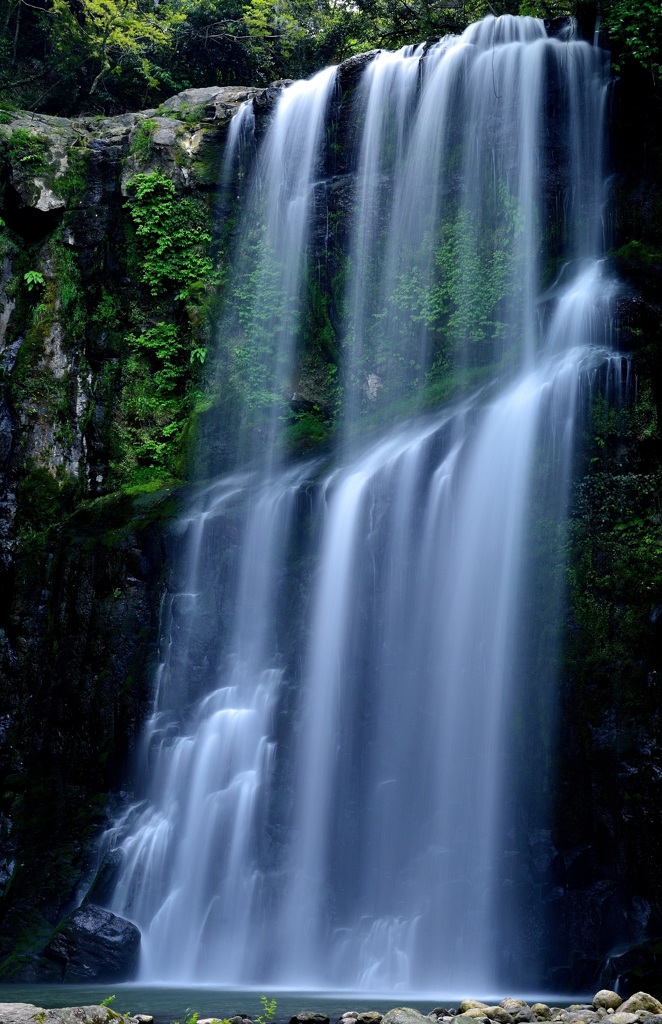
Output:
top-left (431, 185), bottom-right (524, 358)
top-left (284, 407), bottom-right (329, 453)
top-left (50, 0), bottom-right (185, 101)
top-left (24, 270), bottom-right (45, 291)
top-left (344, 180), bottom-right (525, 426)
top-left (256, 997), bottom-right (277, 1024)
top-left (566, 376), bottom-right (662, 707)
top-left (2, 0), bottom-right (636, 117)
top-left (114, 322), bottom-right (189, 481)
top-left (131, 118), bottom-right (158, 162)
top-left (54, 145), bottom-right (91, 202)
top-left (228, 239), bottom-right (290, 413)
top-left (15, 464), bottom-right (78, 536)
top-left (604, 0), bottom-right (662, 79)
top-left (110, 170), bottom-right (217, 487)
top-left (8, 128), bottom-right (50, 171)
top-left (171, 1011), bottom-right (200, 1024)
top-left (125, 171), bottom-right (213, 301)
top-left (568, 470), bottom-right (662, 681)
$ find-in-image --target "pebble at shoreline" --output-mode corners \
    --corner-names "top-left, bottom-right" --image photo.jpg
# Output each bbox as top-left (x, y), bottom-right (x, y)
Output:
top-left (2, 992), bottom-right (662, 1024)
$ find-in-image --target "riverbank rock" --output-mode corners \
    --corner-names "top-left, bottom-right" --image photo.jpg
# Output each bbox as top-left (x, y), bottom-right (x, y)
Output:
top-left (619, 998), bottom-right (662, 1016)
top-left (594, 996), bottom-right (622, 1013)
top-left (42, 903), bottom-right (140, 981)
top-left (382, 1009), bottom-right (432, 1024)
top-left (0, 1006), bottom-right (125, 1024)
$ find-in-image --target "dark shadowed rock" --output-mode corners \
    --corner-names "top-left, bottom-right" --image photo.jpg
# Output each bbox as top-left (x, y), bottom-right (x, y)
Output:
top-left (43, 904), bottom-right (140, 981)
top-left (337, 50), bottom-right (379, 90)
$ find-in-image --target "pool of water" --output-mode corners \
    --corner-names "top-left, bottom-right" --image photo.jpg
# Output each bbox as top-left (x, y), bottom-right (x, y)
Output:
top-left (0, 986), bottom-right (588, 1024)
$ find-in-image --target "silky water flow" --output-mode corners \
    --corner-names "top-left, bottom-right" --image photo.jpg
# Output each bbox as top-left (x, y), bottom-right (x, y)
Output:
top-left (103, 16), bottom-right (619, 993)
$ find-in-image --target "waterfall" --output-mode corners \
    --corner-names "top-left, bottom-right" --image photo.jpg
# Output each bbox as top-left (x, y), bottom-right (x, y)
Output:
top-left (104, 15), bottom-right (615, 992)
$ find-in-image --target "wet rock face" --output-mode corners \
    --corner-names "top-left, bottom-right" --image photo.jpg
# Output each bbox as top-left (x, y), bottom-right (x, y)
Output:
top-left (42, 904), bottom-right (140, 981)
top-left (0, 75), bottom-right (288, 972)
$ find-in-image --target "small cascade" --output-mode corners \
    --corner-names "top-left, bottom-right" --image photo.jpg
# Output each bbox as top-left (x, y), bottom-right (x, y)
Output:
top-left (218, 65), bottom-right (337, 468)
top-left (105, 14), bottom-right (617, 992)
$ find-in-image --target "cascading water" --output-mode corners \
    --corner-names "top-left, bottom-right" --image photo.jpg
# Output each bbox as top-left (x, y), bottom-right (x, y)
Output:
top-left (104, 15), bottom-right (616, 993)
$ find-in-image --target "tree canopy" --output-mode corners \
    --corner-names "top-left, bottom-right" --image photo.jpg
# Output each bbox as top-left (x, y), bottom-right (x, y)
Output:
top-left (0, 0), bottom-right (659, 114)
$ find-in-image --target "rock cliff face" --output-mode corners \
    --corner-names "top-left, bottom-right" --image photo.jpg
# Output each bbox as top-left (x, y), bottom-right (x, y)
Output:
top-left (542, 65), bottom-right (662, 993)
top-left (0, 85), bottom-right (267, 973)
top-left (0, 56), bottom-right (660, 989)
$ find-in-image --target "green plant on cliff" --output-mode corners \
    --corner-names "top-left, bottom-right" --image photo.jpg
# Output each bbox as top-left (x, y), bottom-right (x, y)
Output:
top-left (566, 379), bottom-right (662, 706)
top-left (131, 118), bottom-right (158, 162)
top-left (115, 321), bottom-right (193, 483)
top-left (125, 171), bottom-right (214, 301)
top-left (111, 171), bottom-right (216, 486)
top-left (228, 238), bottom-right (290, 412)
top-left (23, 270), bottom-right (45, 291)
top-left (7, 128), bottom-right (50, 172)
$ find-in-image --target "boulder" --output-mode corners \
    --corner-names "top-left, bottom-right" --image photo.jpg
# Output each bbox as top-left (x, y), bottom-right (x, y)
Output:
top-left (0, 1006), bottom-right (120, 1024)
top-left (43, 904), bottom-right (140, 981)
top-left (357, 1015), bottom-right (382, 1024)
top-left (382, 1010), bottom-right (433, 1024)
top-left (0, 1004), bottom-right (44, 1024)
top-left (608, 1014), bottom-right (638, 1024)
top-left (501, 1006), bottom-right (529, 1019)
top-left (619, 999), bottom-right (662, 1016)
top-left (485, 1009), bottom-right (514, 1024)
top-left (460, 1006), bottom-right (490, 1015)
top-left (593, 999), bottom-right (622, 1014)
top-left (531, 1008), bottom-right (551, 1021)
top-left (289, 1015), bottom-right (330, 1024)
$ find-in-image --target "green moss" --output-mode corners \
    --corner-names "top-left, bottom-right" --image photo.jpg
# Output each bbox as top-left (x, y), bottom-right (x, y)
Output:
top-left (7, 127), bottom-right (51, 173)
top-left (186, 127), bottom-right (224, 185)
top-left (283, 407), bottom-right (330, 455)
top-left (54, 145), bottom-right (91, 202)
top-left (613, 239), bottom-right (662, 268)
top-left (131, 118), bottom-right (158, 162)
top-left (9, 242), bottom-right (85, 416)
top-left (565, 374), bottom-right (662, 717)
top-left (105, 170), bottom-right (218, 489)
top-left (124, 170), bottom-right (214, 300)
top-left (16, 464), bottom-right (79, 537)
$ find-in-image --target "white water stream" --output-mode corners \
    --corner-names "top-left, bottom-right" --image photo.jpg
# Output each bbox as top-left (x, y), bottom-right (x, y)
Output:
top-left (104, 15), bottom-right (616, 992)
